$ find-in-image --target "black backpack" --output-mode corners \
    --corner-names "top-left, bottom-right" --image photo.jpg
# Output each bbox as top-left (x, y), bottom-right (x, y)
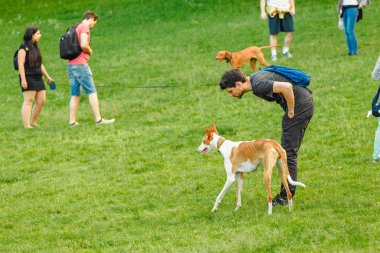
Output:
top-left (372, 86), bottom-right (380, 117)
top-left (13, 43), bottom-right (27, 70)
top-left (59, 25), bottom-right (81, 60)
top-left (13, 50), bottom-right (19, 70)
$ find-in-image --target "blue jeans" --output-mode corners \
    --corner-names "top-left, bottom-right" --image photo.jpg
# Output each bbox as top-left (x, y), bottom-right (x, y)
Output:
top-left (373, 118), bottom-right (380, 160)
top-left (343, 7), bottom-right (358, 55)
top-left (67, 64), bottom-right (97, 96)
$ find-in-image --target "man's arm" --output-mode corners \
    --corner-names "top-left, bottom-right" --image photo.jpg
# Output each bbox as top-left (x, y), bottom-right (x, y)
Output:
top-left (273, 81), bottom-right (295, 118)
top-left (290, 0), bottom-right (296, 15)
top-left (260, 0), bottom-right (267, 20)
top-left (80, 33), bottom-right (93, 55)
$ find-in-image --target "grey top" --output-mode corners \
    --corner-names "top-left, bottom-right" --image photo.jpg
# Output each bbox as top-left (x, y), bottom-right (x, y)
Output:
top-left (250, 71), bottom-right (313, 114)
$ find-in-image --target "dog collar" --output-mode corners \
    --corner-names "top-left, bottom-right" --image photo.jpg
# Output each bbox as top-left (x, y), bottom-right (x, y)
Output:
top-left (217, 137), bottom-right (226, 150)
top-left (226, 53), bottom-right (232, 63)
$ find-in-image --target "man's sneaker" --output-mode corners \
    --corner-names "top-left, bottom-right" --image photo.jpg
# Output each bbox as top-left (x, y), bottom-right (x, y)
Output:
top-left (271, 55), bottom-right (278, 61)
top-left (96, 118), bottom-right (115, 125)
top-left (69, 122), bottom-right (80, 127)
top-left (272, 194), bottom-right (288, 207)
top-left (283, 52), bottom-right (293, 58)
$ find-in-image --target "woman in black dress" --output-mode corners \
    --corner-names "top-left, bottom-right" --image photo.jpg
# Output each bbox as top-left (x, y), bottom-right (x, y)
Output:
top-left (18, 26), bottom-right (54, 128)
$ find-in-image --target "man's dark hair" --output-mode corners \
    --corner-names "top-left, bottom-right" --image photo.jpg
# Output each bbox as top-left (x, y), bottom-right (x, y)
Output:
top-left (83, 11), bottom-right (98, 21)
top-left (219, 69), bottom-right (246, 90)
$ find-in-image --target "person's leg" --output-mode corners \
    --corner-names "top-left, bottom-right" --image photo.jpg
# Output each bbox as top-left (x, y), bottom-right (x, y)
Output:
top-left (343, 7), bottom-right (358, 55)
top-left (283, 32), bottom-right (294, 52)
top-left (373, 117), bottom-right (380, 161)
top-left (67, 65), bottom-right (81, 125)
top-left (78, 65), bottom-right (102, 122)
top-left (279, 112), bottom-right (313, 198)
top-left (22, 91), bottom-right (36, 128)
top-left (88, 92), bottom-right (102, 122)
top-left (80, 65), bottom-right (114, 124)
top-left (31, 90), bottom-right (46, 126)
top-left (268, 15), bottom-right (279, 60)
top-left (270, 34), bottom-right (278, 58)
top-left (282, 14), bottom-right (295, 56)
top-left (69, 96), bottom-right (80, 124)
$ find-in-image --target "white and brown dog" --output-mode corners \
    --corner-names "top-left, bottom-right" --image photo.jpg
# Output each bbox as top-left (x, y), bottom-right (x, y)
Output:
top-left (197, 124), bottom-right (306, 215)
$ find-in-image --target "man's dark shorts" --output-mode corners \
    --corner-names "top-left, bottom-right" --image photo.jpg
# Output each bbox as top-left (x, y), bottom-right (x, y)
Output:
top-left (268, 13), bottom-right (294, 35)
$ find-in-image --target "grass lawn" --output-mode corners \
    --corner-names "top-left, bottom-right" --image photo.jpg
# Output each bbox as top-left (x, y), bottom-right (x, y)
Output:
top-left (0, 0), bottom-right (379, 252)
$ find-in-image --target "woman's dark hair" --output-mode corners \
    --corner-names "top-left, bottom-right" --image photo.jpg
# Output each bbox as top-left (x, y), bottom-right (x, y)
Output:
top-left (219, 69), bottom-right (246, 90)
top-left (23, 26), bottom-right (42, 67)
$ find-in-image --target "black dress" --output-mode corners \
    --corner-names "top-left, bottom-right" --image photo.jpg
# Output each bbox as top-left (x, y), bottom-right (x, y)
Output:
top-left (19, 43), bottom-right (45, 92)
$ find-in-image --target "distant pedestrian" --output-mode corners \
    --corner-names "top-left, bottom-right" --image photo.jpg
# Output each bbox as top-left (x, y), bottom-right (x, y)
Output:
top-left (371, 57), bottom-right (380, 162)
top-left (67, 10), bottom-right (115, 126)
top-left (260, 0), bottom-right (296, 61)
top-left (337, 0), bottom-right (363, 56)
top-left (18, 26), bottom-right (54, 128)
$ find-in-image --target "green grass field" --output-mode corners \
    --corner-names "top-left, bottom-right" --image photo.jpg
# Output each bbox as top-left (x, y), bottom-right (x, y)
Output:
top-left (1, 0), bottom-right (379, 252)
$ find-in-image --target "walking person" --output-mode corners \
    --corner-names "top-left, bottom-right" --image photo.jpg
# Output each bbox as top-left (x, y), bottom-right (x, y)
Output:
top-left (18, 26), bottom-right (54, 128)
top-left (219, 68), bottom-right (314, 206)
top-left (372, 57), bottom-right (380, 162)
top-left (67, 11), bottom-right (115, 126)
top-left (338, 0), bottom-right (363, 56)
top-left (260, 0), bottom-right (296, 61)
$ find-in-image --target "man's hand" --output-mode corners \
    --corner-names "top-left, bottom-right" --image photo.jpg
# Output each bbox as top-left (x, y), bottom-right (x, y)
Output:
top-left (261, 12), bottom-right (267, 21)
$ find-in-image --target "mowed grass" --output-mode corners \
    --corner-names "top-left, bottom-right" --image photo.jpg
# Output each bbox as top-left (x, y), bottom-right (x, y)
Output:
top-left (0, 0), bottom-right (379, 252)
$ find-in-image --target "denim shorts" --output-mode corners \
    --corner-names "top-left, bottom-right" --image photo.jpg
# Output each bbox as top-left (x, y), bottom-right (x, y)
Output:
top-left (67, 64), bottom-right (96, 96)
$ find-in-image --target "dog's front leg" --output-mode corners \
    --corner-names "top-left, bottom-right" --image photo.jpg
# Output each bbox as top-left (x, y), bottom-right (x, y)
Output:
top-left (211, 173), bottom-right (235, 212)
top-left (235, 172), bottom-right (243, 211)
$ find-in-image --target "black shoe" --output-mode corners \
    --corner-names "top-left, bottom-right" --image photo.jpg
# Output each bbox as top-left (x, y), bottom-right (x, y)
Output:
top-left (272, 194), bottom-right (288, 207)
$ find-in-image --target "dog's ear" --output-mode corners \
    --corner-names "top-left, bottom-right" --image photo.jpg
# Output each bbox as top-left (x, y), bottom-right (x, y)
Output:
top-left (210, 123), bottom-right (218, 134)
top-left (206, 128), bottom-right (213, 139)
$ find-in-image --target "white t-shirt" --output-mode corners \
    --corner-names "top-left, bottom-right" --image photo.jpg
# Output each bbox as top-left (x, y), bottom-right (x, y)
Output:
top-left (342, 0), bottom-right (359, 5)
top-left (267, 0), bottom-right (291, 11)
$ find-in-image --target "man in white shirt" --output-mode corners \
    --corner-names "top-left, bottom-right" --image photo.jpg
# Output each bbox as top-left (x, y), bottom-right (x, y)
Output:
top-left (260, 0), bottom-right (296, 61)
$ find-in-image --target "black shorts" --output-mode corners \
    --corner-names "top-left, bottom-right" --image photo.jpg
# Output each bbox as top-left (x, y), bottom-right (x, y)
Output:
top-left (20, 75), bottom-right (46, 92)
top-left (268, 13), bottom-right (294, 35)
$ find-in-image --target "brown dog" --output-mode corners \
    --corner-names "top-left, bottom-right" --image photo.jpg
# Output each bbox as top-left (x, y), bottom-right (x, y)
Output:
top-left (216, 46), bottom-right (275, 72)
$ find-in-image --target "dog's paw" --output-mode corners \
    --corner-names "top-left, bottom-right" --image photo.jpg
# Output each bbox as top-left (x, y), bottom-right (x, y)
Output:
top-left (234, 205), bottom-right (241, 211)
top-left (211, 208), bottom-right (217, 212)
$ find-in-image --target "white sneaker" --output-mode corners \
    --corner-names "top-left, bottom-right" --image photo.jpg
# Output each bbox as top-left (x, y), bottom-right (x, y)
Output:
top-left (283, 52), bottom-right (293, 58)
top-left (96, 118), bottom-right (115, 125)
top-left (69, 122), bottom-right (80, 127)
top-left (271, 55), bottom-right (278, 61)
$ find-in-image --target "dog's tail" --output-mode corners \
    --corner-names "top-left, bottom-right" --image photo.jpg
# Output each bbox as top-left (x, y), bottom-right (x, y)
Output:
top-left (259, 45), bottom-right (282, 50)
top-left (275, 144), bottom-right (306, 188)
top-left (287, 175), bottom-right (306, 188)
